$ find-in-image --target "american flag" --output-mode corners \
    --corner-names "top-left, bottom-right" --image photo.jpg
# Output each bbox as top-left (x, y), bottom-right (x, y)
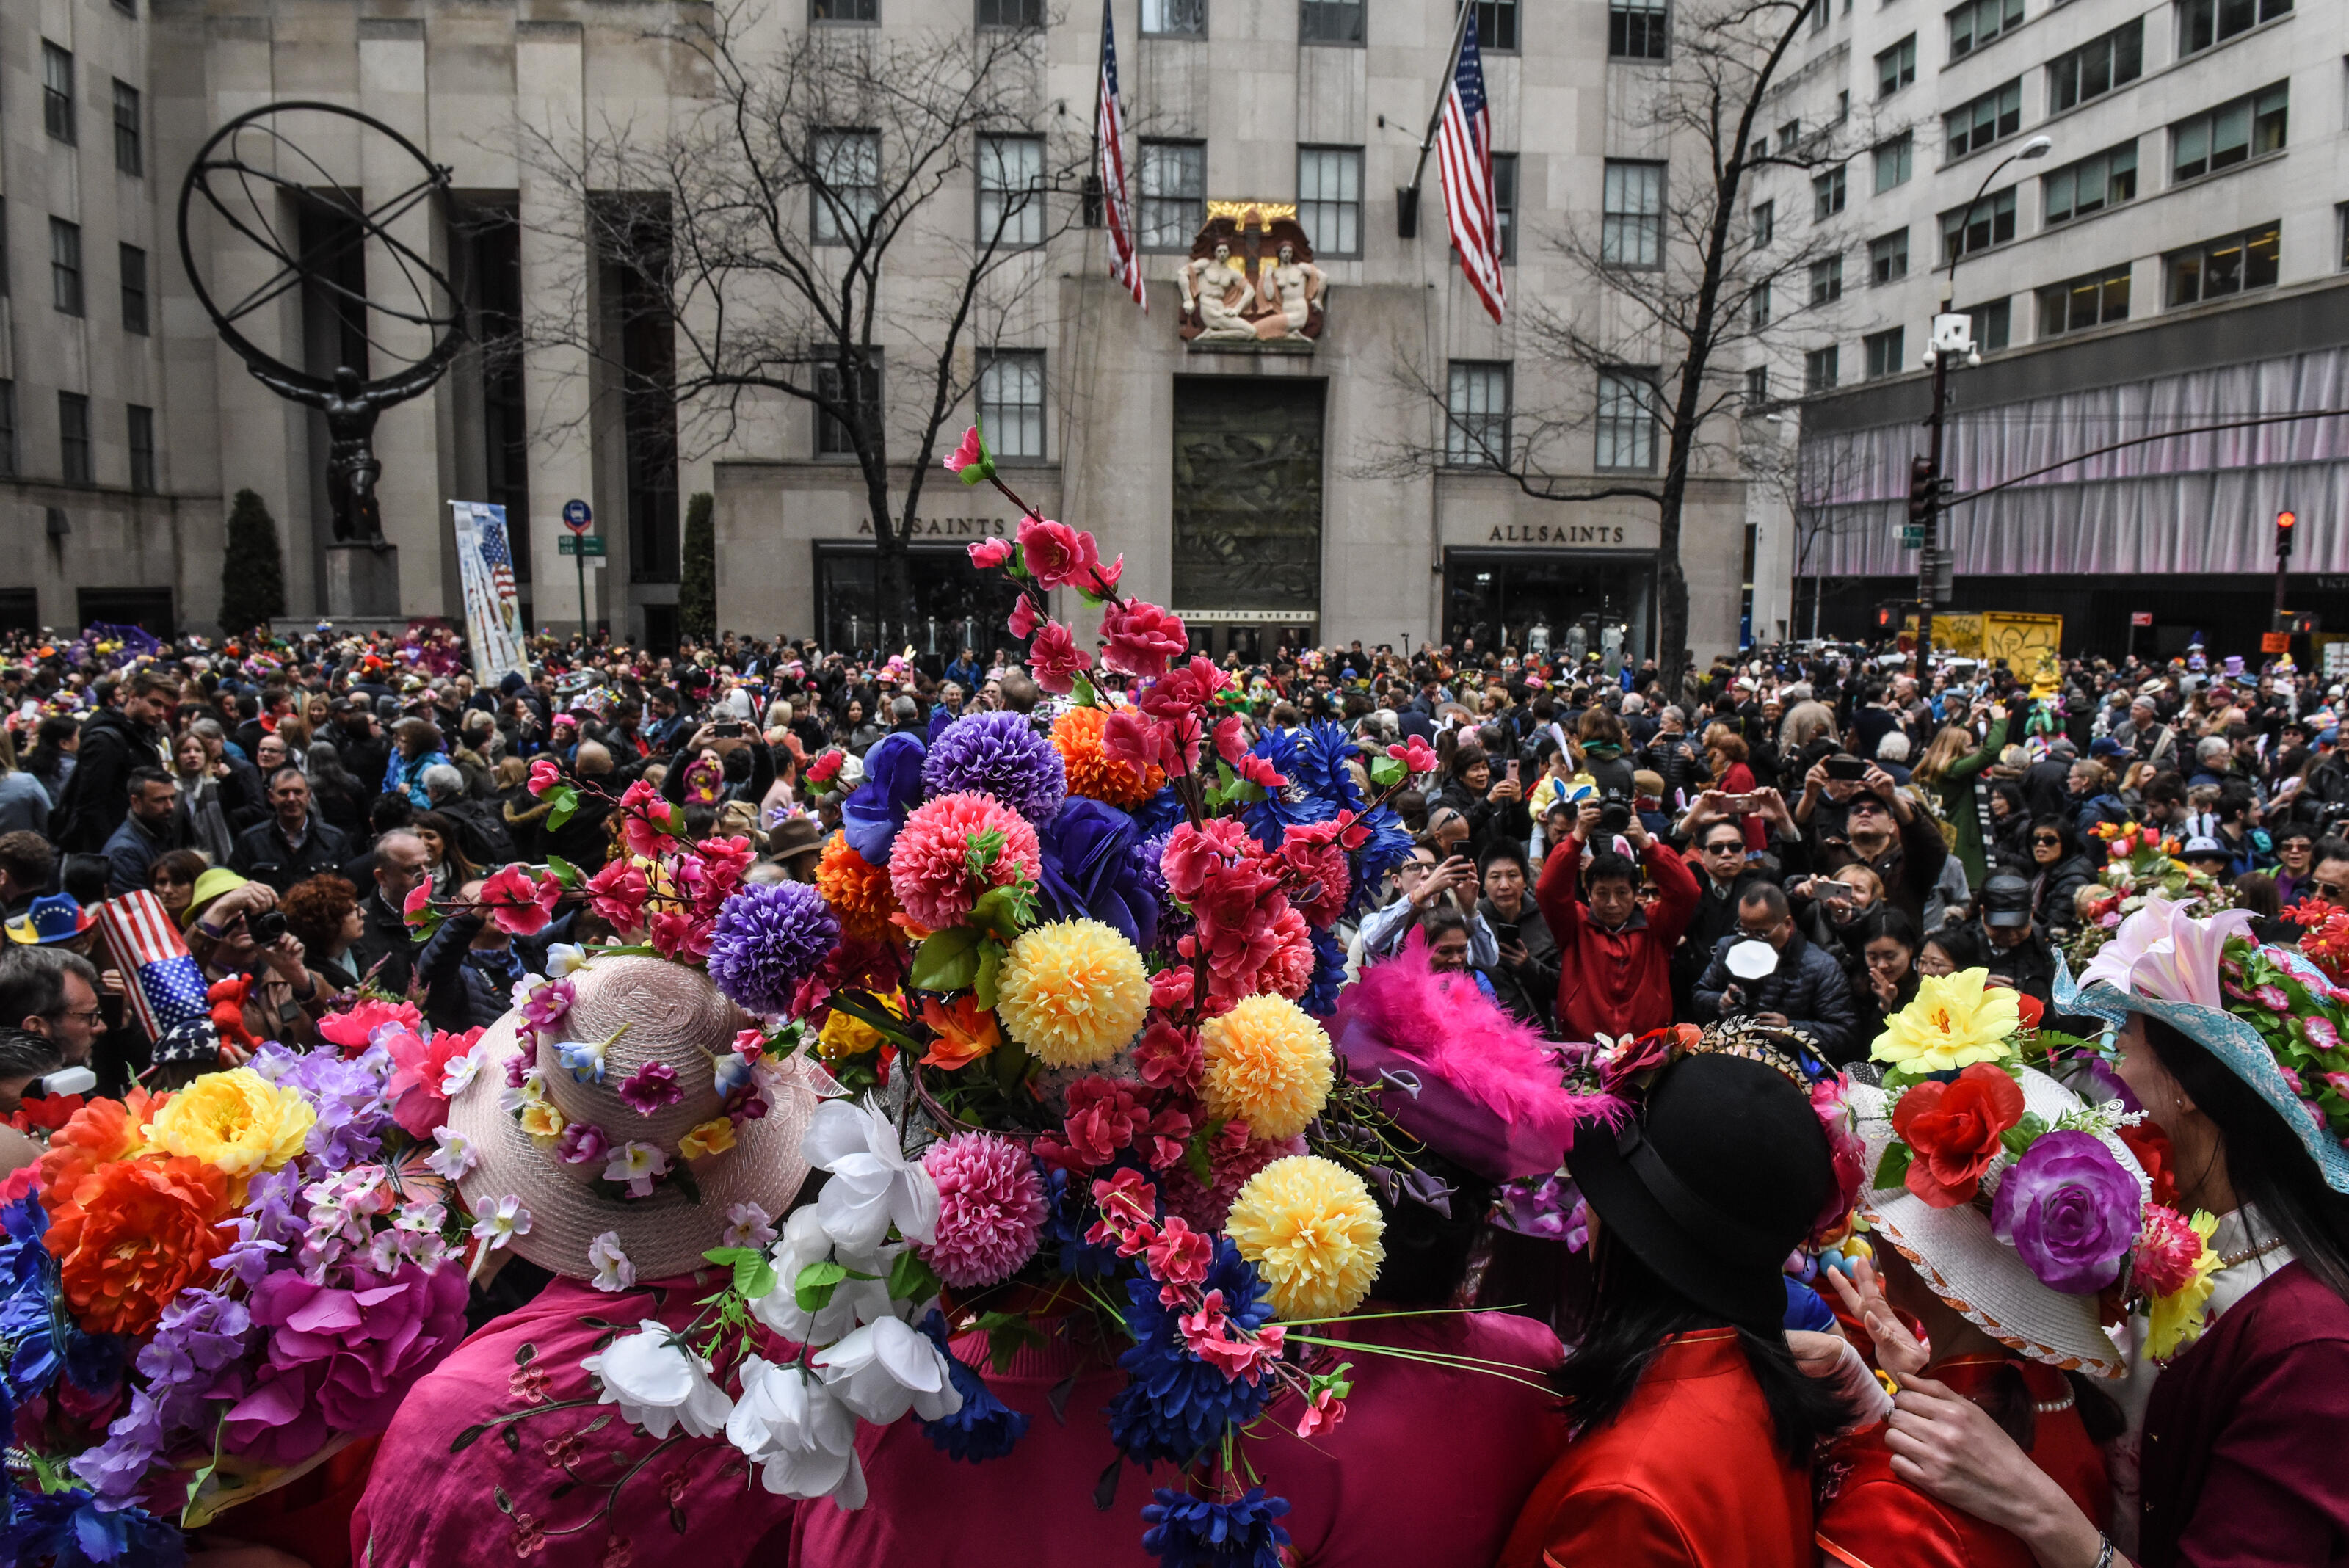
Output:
top-left (1438, 9), bottom-right (1506, 324)
top-left (95, 891), bottom-right (212, 1047)
top-left (477, 507), bottom-right (517, 601)
top-left (1096, 0), bottom-right (1147, 312)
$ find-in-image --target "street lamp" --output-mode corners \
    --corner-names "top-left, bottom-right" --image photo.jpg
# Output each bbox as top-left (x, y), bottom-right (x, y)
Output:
top-left (1911, 133), bottom-right (2052, 634)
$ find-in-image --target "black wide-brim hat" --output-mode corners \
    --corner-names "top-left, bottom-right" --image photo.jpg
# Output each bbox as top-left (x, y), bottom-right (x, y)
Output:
top-left (1569, 1052), bottom-right (1834, 1332)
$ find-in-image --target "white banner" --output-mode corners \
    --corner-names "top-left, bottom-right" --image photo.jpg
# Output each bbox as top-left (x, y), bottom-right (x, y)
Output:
top-left (450, 501), bottom-right (530, 687)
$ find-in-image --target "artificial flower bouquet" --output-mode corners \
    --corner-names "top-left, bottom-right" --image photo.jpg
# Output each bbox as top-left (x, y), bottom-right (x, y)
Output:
top-left (0, 1024), bottom-right (484, 1565)
top-left (2070, 819), bottom-right (2233, 962)
top-left (1867, 968), bottom-right (2221, 1359)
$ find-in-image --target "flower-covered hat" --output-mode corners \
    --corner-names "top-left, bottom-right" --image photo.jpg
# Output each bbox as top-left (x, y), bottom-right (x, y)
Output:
top-left (443, 955), bottom-right (818, 1282)
top-left (2062, 896), bottom-right (2349, 1195)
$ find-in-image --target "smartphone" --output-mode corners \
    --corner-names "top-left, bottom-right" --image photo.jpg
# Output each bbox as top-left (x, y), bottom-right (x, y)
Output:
top-left (715, 719), bottom-right (744, 738)
top-left (1495, 921), bottom-right (1521, 945)
top-left (1824, 756), bottom-right (1870, 782)
top-left (1506, 759), bottom-right (1520, 783)
top-left (1724, 792), bottom-right (1759, 813)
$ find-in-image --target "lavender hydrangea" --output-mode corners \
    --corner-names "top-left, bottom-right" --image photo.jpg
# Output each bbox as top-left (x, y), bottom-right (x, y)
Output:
top-left (708, 882), bottom-right (841, 1016)
top-left (921, 710), bottom-right (1067, 824)
top-left (254, 1042), bottom-right (395, 1166)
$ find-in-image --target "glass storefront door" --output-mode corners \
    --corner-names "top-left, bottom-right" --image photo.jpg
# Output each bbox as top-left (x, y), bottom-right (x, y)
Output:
top-left (815, 544), bottom-right (1026, 669)
top-left (1442, 550), bottom-right (1655, 665)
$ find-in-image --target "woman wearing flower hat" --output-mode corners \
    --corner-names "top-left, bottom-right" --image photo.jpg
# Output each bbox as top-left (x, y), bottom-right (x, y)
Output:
top-left (350, 954), bottom-right (819, 1567)
top-left (1884, 901), bottom-right (2349, 1568)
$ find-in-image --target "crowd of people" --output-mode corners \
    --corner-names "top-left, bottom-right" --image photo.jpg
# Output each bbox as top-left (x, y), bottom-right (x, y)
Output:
top-left (0, 609), bottom-right (2344, 1568)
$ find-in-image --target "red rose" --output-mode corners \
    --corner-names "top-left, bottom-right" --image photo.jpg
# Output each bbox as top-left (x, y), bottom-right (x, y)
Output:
top-left (1100, 601), bottom-right (1189, 680)
top-left (2116, 1118), bottom-right (2179, 1210)
top-left (1015, 517), bottom-right (1100, 589)
top-left (1891, 1063), bottom-right (2026, 1208)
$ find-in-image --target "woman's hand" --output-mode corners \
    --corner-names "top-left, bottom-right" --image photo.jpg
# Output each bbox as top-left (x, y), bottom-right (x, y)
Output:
top-left (1882, 1375), bottom-right (2111, 1561)
top-left (1821, 1255), bottom-right (1930, 1378)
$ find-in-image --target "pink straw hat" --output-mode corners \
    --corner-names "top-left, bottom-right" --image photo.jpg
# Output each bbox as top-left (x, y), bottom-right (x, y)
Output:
top-left (446, 954), bottom-right (817, 1282)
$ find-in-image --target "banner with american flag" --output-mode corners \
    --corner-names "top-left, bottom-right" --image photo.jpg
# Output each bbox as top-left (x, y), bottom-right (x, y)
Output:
top-left (451, 501), bottom-right (531, 689)
top-left (1438, 9), bottom-right (1506, 324)
top-left (95, 890), bottom-right (216, 1059)
top-left (1096, 0), bottom-right (1147, 311)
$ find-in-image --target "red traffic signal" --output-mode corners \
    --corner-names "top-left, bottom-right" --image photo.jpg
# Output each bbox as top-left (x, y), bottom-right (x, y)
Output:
top-left (2276, 509), bottom-right (2298, 559)
top-left (1908, 457), bottom-right (1936, 526)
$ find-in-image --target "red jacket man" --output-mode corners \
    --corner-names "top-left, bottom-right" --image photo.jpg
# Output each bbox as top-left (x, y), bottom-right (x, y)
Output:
top-left (1535, 803), bottom-right (1699, 1040)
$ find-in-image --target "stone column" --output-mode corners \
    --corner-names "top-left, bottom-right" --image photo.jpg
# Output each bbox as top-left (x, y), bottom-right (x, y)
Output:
top-left (358, 18), bottom-right (440, 618)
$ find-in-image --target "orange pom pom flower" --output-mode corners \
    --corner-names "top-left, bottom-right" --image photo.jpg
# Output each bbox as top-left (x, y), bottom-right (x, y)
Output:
top-left (818, 830), bottom-right (903, 944)
top-left (1053, 705), bottom-right (1166, 810)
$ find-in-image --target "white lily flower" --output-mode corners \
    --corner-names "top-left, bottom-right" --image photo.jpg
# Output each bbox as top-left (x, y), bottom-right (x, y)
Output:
top-left (440, 1042), bottom-right (486, 1098)
top-left (727, 1356), bottom-right (866, 1508)
top-left (545, 942), bottom-right (589, 979)
top-left (750, 1207), bottom-right (902, 1344)
top-left (467, 1195), bottom-right (531, 1282)
top-left (587, 1230), bottom-right (636, 1293)
top-left (581, 1321), bottom-right (733, 1440)
top-left (426, 1126), bottom-right (479, 1182)
top-left (811, 1315), bottom-right (963, 1426)
top-left (802, 1097), bottom-right (940, 1249)
top-left (498, 1067), bottom-right (548, 1116)
top-left (603, 1140), bottom-right (670, 1198)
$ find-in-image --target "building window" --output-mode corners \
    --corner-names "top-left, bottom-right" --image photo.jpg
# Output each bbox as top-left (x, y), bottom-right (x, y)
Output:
top-left (1138, 140), bottom-right (1205, 250)
top-left (1751, 280), bottom-right (1771, 327)
top-left (1804, 346), bottom-right (1840, 393)
top-left (113, 0), bottom-right (133, 12)
top-left (1445, 360), bottom-right (1511, 467)
top-left (1610, 0), bottom-right (1667, 58)
top-left (1752, 200), bottom-right (1774, 247)
top-left (1967, 297), bottom-right (2012, 350)
top-left (978, 351), bottom-right (1045, 460)
top-left (1863, 327), bottom-right (1906, 379)
top-left (976, 0), bottom-right (1042, 24)
top-left (1809, 254), bottom-right (1843, 305)
top-left (1873, 133), bottom-right (1913, 193)
top-left (1948, 0), bottom-right (2022, 58)
top-left (2178, 0), bottom-right (2290, 57)
top-left (118, 244), bottom-right (148, 334)
top-left (977, 135), bottom-right (1045, 248)
top-left (2171, 84), bottom-right (2287, 184)
top-left (1812, 167), bottom-right (1846, 221)
top-left (0, 382), bottom-right (13, 476)
top-left (1870, 228), bottom-right (1909, 283)
top-left (1299, 0), bottom-right (1363, 44)
top-left (812, 131), bottom-right (880, 244)
top-left (1141, 0), bottom-right (1205, 32)
top-left (1777, 122), bottom-right (1801, 154)
top-left (42, 43), bottom-right (75, 144)
top-left (1492, 153), bottom-right (1518, 261)
top-left (1809, 0), bottom-right (1827, 35)
top-left (1745, 366), bottom-right (1771, 407)
top-left (0, 200), bottom-right (10, 298)
top-left (1601, 161), bottom-right (1664, 268)
top-left (2164, 223), bottom-right (2281, 308)
top-left (811, 0), bottom-right (877, 20)
top-left (2047, 21), bottom-right (2141, 115)
top-left (1478, 0), bottom-right (1520, 51)
top-left (112, 80), bottom-right (141, 175)
top-left (127, 404), bottom-right (156, 493)
top-left (2036, 264), bottom-right (2130, 335)
top-left (1296, 146), bottom-right (1362, 257)
top-left (2339, 203), bottom-right (2349, 270)
top-left (1876, 34), bottom-right (1917, 97)
top-left (1940, 187), bottom-right (2016, 262)
top-left (50, 220), bottom-right (83, 317)
top-left (2043, 142), bottom-right (2136, 226)
top-left (1945, 81), bottom-right (2022, 159)
top-left (58, 393), bottom-right (92, 485)
top-left (814, 356), bottom-right (882, 457)
top-left (1595, 369), bottom-right (1658, 471)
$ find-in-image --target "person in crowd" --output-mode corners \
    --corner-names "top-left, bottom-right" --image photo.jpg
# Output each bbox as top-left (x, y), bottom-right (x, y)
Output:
top-left (148, 846), bottom-right (210, 925)
top-left (1359, 838), bottom-right (1499, 970)
top-left (0, 730), bottom-right (52, 837)
top-left (1673, 804), bottom-right (1771, 1016)
top-left (280, 872), bottom-right (365, 991)
top-left (1811, 761), bottom-right (1948, 934)
top-left (101, 766), bottom-right (189, 896)
top-left (2271, 819), bottom-right (2320, 907)
top-left (347, 827), bottom-right (429, 994)
top-left (21, 713), bottom-right (80, 804)
top-left (0, 1024), bottom-right (63, 1121)
top-left (1972, 871), bottom-right (2058, 1002)
top-left (412, 884), bottom-right (536, 1032)
top-left (1641, 705), bottom-right (1712, 805)
top-left (1479, 841), bottom-right (1558, 1028)
top-left (184, 874), bottom-right (327, 1050)
top-left (384, 716), bottom-right (453, 808)
top-left (1691, 879), bottom-right (1859, 1061)
top-left (409, 810), bottom-right (479, 902)
top-left (2024, 814), bottom-right (2097, 936)
top-left (48, 669), bottom-right (174, 852)
top-left (1418, 905), bottom-right (1496, 997)
top-left (1848, 905), bottom-right (1920, 1039)
top-left (424, 759), bottom-right (518, 865)
top-left (0, 943), bottom-right (106, 1070)
top-left (1787, 863), bottom-right (1884, 1002)
top-left (303, 736), bottom-right (372, 838)
top-left (1986, 780), bottom-right (2034, 871)
top-left (170, 728), bottom-right (240, 864)
top-left (230, 764), bottom-right (354, 895)
top-left (1539, 797), bottom-right (1699, 1039)
top-left (0, 832), bottom-right (55, 922)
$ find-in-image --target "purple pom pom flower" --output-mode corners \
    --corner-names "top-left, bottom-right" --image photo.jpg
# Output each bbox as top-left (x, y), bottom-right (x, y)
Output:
top-left (921, 710), bottom-right (1067, 824)
top-left (708, 881), bottom-right (841, 1017)
top-left (1990, 1130), bottom-right (2142, 1293)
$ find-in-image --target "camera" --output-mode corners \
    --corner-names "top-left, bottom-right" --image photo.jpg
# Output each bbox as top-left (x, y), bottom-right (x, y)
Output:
top-left (1597, 799), bottom-right (1633, 838)
top-left (714, 719), bottom-right (745, 738)
top-left (248, 910), bottom-right (288, 947)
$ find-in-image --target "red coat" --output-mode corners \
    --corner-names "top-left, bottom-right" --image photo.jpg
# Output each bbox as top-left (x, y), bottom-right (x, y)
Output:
top-left (1499, 1329), bottom-right (1813, 1568)
top-left (1815, 1355), bottom-right (2110, 1568)
top-left (1535, 833), bottom-right (1699, 1041)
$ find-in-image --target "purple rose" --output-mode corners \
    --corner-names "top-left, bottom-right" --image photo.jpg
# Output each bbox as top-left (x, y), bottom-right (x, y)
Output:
top-left (1989, 1130), bottom-right (2141, 1293)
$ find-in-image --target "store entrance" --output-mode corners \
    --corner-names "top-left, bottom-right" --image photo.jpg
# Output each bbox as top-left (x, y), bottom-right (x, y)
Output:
top-left (1442, 551), bottom-right (1655, 666)
top-left (1180, 618), bottom-right (1319, 664)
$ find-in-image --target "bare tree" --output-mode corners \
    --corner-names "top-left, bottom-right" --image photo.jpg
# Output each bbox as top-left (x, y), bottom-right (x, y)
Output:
top-left (520, 3), bottom-right (1092, 645)
top-left (1373, 0), bottom-right (1877, 687)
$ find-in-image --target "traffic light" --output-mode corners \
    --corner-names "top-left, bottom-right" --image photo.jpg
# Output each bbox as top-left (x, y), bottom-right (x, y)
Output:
top-left (2276, 509), bottom-right (2298, 560)
top-left (1908, 457), bottom-right (1937, 527)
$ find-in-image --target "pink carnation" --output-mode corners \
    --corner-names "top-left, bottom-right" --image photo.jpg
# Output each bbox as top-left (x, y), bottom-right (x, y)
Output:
top-left (1133, 1021), bottom-right (1202, 1089)
top-left (1254, 904), bottom-right (1316, 1003)
top-left (887, 791), bottom-right (1043, 931)
top-left (916, 1132), bottom-right (1048, 1289)
top-left (480, 863), bottom-right (562, 937)
top-left (584, 860), bottom-right (650, 931)
top-left (967, 536), bottom-right (1013, 569)
top-left (1027, 620), bottom-right (1093, 695)
top-left (1099, 601), bottom-right (1189, 680)
top-left (2131, 1204), bottom-right (2207, 1297)
top-left (616, 780), bottom-right (675, 860)
top-left (1017, 516), bottom-right (1101, 590)
top-left (317, 998), bottom-right (423, 1056)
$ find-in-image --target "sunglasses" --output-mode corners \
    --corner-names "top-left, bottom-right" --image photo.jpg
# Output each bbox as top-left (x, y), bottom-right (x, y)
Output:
top-left (2032, 835), bottom-right (2063, 846)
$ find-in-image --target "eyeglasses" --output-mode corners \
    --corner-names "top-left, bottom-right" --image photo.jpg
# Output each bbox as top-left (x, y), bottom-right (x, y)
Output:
top-left (54, 1006), bottom-right (104, 1026)
top-left (2031, 835), bottom-right (2063, 846)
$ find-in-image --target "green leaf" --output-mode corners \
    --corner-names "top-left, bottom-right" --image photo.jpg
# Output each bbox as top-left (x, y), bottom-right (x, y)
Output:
top-left (795, 1258), bottom-right (849, 1313)
top-left (515, 1340), bottom-right (537, 1367)
top-left (1216, 760), bottom-right (1238, 793)
top-left (887, 1249), bottom-right (944, 1302)
top-left (1368, 755), bottom-right (1405, 788)
top-left (968, 885), bottom-right (1031, 945)
top-left (545, 785), bottom-right (580, 833)
top-left (992, 1032), bottom-right (1029, 1092)
top-left (1186, 1120), bottom-right (1225, 1188)
top-left (1871, 1142), bottom-right (1912, 1192)
top-left (1070, 672), bottom-right (1099, 709)
top-left (1232, 780), bottom-right (1266, 805)
top-left (545, 854), bottom-right (581, 888)
top-left (973, 1310), bottom-right (1048, 1372)
top-left (974, 938), bottom-right (1004, 1012)
top-left (910, 927), bottom-right (983, 992)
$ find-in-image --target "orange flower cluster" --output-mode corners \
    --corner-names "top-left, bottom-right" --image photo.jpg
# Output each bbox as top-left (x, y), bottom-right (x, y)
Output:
top-left (37, 1088), bottom-right (166, 1201)
top-left (1053, 705), bottom-right (1166, 810)
top-left (816, 830), bottom-right (904, 945)
top-left (46, 1153), bottom-right (232, 1335)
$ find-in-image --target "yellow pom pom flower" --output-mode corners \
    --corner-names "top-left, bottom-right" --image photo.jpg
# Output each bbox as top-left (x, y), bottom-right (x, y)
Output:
top-left (2145, 1210), bottom-right (2225, 1361)
top-left (1871, 968), bottom-right (2020, 1074)
top-left (143, 1067), bottom-right (317, 1177)
top-left (679, 1117), bottom-right (738, 1160)
top-left (995, 919), bottom-right (1150, 1069)
top-left (1227, 1155), bottom-right (1386, 1321)
top-left (1199, 994), bottom-right (1333, 1140)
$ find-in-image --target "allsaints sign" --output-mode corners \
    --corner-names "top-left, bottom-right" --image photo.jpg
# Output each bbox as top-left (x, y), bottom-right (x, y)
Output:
top-left (853, 516), bottom-right (1015, 538)
top-left (1484, 523), bottom-right (1633, 545)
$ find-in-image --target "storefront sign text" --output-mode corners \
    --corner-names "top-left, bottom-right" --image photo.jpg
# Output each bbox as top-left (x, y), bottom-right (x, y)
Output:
top-left (854, 516), bottom-right (1014, 538)
top-left (1485, 523), bottom-right (1630, 545)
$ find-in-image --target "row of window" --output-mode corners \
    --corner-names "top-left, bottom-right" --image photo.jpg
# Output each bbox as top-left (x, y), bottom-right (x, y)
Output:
top-left (804, 0), bottom-right (1674, 58)
top-left (40, 42), bottom-right (144, 175)
top-left (0, 203), bottom-right (152, 331)
top-left (1441, 363), bottom-right (1660, 471)
top-left (0, 382), bottom-right (159, 492)
top-left (1137, 140), bottom-right (1517, 257)
top-left (806, 351), bottom-right (1048, 461)
top-left (1796, 220), bottom-right (2282, 391)
top-left (1867, 0), bottom-right (2282, 100)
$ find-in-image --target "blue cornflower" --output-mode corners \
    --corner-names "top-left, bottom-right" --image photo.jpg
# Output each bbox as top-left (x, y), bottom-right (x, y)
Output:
top-left (1105, 1239), bottom-right (1276, 1466)
top-left (1131, 785), bottom-right (1186, 840)
top-left (1301, 926), bottom-right (1346, 1018)
top-left (1139, 1485), bottom-right (1293, 1568)
top-left (913, 1310), bottom-right (1029, 1463)
top-left (0, 1487), bottom-right (186, 1567)
top-left (1041, 1168), bottom-right (1117, 1282)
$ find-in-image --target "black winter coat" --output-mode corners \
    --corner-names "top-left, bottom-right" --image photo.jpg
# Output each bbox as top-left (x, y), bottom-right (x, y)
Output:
top-left (1692, 926), bottom-right (1861, 1063)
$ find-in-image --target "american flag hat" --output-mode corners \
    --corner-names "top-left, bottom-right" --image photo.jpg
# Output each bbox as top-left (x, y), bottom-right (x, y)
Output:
top-left (95, 890), bottom-right (219, 1064)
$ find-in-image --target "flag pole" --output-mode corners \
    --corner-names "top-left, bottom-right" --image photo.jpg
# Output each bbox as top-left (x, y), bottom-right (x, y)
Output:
top-left (1400, 2), bottom-right (1476, 236)
top-left (1091, 0), bottom-right (1108, 211)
